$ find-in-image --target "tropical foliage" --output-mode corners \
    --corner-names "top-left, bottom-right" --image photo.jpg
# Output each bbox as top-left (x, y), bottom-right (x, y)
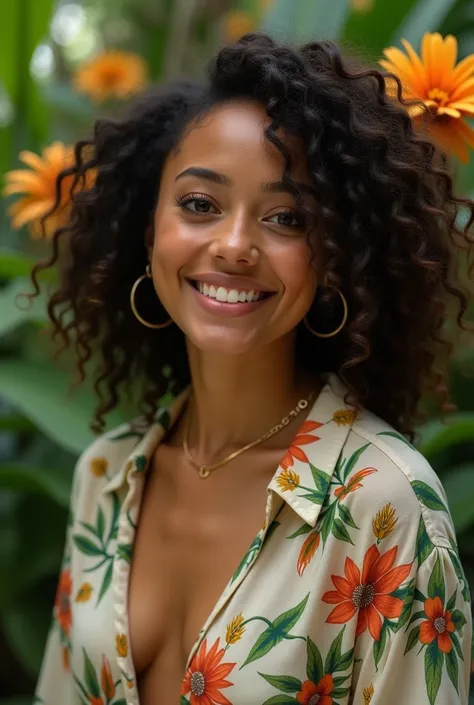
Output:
top-left (1, 0), bottom-right (474, 701)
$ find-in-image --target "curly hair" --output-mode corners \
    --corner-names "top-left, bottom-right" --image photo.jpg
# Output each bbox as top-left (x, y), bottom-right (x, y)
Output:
top-left (30, 32), bottom-right (474, 436)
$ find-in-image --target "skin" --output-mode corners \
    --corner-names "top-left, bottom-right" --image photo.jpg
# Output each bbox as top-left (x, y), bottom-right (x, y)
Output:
top-left (129, 99), bottom-right (323, 704)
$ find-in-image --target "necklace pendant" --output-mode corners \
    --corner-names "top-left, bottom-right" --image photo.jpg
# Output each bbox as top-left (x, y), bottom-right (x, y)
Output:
top-left (198, 466), bottom-right (210, 479)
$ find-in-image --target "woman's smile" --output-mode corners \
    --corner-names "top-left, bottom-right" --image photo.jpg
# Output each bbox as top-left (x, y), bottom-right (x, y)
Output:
top-left (185, 272), bottom-right (277, 318)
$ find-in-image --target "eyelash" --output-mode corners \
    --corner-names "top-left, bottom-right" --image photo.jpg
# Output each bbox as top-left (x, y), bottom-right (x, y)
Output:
top-left (175, 192), bottom-right (307, 229)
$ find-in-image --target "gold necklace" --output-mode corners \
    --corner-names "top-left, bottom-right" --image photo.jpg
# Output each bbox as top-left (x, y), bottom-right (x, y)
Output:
top-left (183, 390), bottom-right (315, 479)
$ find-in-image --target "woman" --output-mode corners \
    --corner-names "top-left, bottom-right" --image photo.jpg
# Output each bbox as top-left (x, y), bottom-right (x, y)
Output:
top-left (33, 32), bottom-right (472, 705)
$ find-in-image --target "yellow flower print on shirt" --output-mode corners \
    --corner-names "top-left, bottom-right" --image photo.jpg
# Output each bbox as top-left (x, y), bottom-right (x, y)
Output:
top-left (372, 503), bottom-right (397, 541)
top-left (75, 582), bottom-right (93, 603)
top-left (276, 468), bottom-right (300, 492)
top-left (90, 457), bottom-right (108, 477)
top-left (226, 613), bottom-right (246, 645)
top-left (116, 633), bottom-right (128, 658)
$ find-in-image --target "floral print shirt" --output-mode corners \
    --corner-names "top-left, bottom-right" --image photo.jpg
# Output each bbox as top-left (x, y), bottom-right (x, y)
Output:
top-left (35, 375), bottom-right (472, 705)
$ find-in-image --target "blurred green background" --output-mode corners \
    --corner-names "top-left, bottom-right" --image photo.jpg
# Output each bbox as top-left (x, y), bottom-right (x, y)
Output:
top-left (1, 0), bottom-right (474, 702)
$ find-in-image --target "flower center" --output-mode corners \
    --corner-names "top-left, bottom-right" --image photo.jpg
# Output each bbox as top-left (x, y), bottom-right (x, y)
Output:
top-left (434, 616), bottom-right (446, 634)
top-left (352, 583), bottom-right (376, 608)
top-left (427, 87), bottom-right (450, 106)
top-left (190, 671), bottom-right (206, 696)
top-left (309, 695), bottom-right (321, 705)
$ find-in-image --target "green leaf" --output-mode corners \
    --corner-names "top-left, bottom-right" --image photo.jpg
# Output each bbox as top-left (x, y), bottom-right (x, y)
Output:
top-left (73, 535), bottom-right (104, 557)
top-left (0, 249), bottom-right (52, 280)
top-left (394, 0), bottom-right (458, 48)
top-left (332, 686), bottom-right (351, 699)
top-left (331, 518), bottom-right (354, 545)
top-left (446, 589), bottom-right (457, 613)
top-left (373, 621), bottom-right (389, 670)
top-left (0, 360), bottom-right (128, 455)
top-left (309, 464), bottom-right (330, 494)
top-left (414, 588), bottom-right (427, 603)
top-left (375, 431), bottom-right (415, 450)
top-left (450, 632), bottom-right (464, 661)
top-left (83, 648), bottom-right (100, 698)
top-left (411, 481), bottom-right (447, 513)
top-left (298, 490), bottom-right (326, 505)
top-left (325, 626), bottom-right (345, 674)
top-left (342, 444), bottom-right (370, 482)
top-left (416, 516), bottom-right (434, 567)
top-left (96, 505), bottom-right (105, 542)
top-left (342, 0), bottom-right (418, 58)
top-left (258, 674), bottom-right (302, 693)
top-left (242, 594), bottom-right (309, 667)
top-left (263, 0), bottom-right (349, 42)
top-left (425, 641), bottom-right (443, 705)
top-left (337, 503), bottom-right (358, 529)
top-left (96, 559), bottom-right (113, 605)
top-left (320, 502), bottom-right (337, 544)
top-left (428, 556), bottom-right (445, 604)
top-left (445, 647), bottom-right (459, 694)
top-left (404, 625), bottom-right (420, 654)
top-left (306, 637), bottom-right (323, 683)
top-left (260, 697), bottom-right (298, 705)
top-left (0, 462), bottom-right (72, 508)
top-left (1, 596), bottom-right (52, 678)
top-left (438, 465), bottom-right (474, 532)
top-left (448, 550), bottom-right (470, 603)
top-left (287, 522), bottom-right (313, 540)
top-left (451, 609), bottom-right (467, 631)
top-left (419, 414), bottom-right (474, 462)
top-left (407, 610), bottom-right (427, 628)
top-left (117, 543), bottom-right (133, 563)
top-left (397, 582), bottom-right (415, 631)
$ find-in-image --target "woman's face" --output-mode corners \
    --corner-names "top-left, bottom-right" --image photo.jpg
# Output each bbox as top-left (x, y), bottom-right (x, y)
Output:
top-left (149, 99), bottom-right (319, 356)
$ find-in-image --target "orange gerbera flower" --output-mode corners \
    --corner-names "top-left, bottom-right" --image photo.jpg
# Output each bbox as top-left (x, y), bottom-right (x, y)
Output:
top-left (334, 467), bottom-right (377, 500)
top-left (3, 142), bottom-right (94, 238)
top-left (181, 638), bottom-right (236, 705)
top-left (419, 596), bottom-right (455, 653)
top-left (297, 674), bottom-right (334, 705)
top-left (297, 530), bottom-right (320, 576)
top-left (281, 420), bottom-right (323, 469)
top-left (322, 544), bottom-right (412, 640)
top-left (380, 33), bottom-right (474, 162)
top-left (55, 568), bottom-right (72, 636)
top-left (73, 51), bottom-right (148, 103)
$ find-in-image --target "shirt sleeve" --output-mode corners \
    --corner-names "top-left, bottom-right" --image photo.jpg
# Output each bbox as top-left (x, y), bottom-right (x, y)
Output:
top-left (352, 544), bottom-right (472, 705)
top-left (34, 460), bottom-right (80, 704)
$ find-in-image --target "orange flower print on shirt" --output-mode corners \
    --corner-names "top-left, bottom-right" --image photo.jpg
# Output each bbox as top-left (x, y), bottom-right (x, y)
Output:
top-left (55, 568), bottom-right (72, 636)
top-left (100, 655), bottom-right (115, 701)
top-left (297, 530), bottom-right (321, 576)
top-left (89, 698), bottom-right (104, 705)
top-left (297, 674), bottom-right (334, 705)
top-left (322, 544), bottom-right (412, 640)
top-left (419, 596), bottom-right (456, 653)
top-left (181, 637), bottom-right (236, 705)
top-left (334, 467), bottom-right (377, 500)
top-left (280, 420), bottom-right (323, 469)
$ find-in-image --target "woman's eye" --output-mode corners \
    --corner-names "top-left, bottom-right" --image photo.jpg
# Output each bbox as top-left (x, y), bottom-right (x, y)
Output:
top-left (268, 211), bottom-right (306, 229)
top-left (176, 195), bottom-right (217, 214)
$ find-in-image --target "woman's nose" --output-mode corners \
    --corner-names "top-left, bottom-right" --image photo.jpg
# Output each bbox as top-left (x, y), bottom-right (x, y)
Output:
top-left (208, 216), bottom-right (259, 266)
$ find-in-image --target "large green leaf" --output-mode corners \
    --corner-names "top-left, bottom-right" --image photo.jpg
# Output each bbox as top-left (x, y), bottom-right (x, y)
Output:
top-left (263, 0), bottom-right (350, 42)
top-left (0, 462), bottom-right (72, 508)
top-left (0, 359), bottom-right (128, 454)
top-left (343, 0), bottom-right (418, 58)
top-left (439, 464), bottom-right (474, 532)
top-left (393, 0), bottom-right (458, 47)
top-left (0, 277), bottom-right (48, 336)
top-left (418, 413), bottom-right (474, 461)
top-left (1, 596), bottom-right (52, 678)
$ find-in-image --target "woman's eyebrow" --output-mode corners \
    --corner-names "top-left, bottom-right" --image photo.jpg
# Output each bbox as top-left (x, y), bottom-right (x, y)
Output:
top-left (174, 166), bottom-right (313, 195)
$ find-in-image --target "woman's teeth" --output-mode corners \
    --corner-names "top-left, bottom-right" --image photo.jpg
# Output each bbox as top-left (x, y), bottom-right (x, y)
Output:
top-left (196, 282), bottom-right (263, 303)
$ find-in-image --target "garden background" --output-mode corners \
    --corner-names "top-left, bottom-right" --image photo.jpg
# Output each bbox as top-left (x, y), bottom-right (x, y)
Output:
top-left (1, 0), bottom-right (474, 702)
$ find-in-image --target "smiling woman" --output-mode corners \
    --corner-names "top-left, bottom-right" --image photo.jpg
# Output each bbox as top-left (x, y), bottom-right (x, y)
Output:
top-left (29, 32), bottom-right (473, 705)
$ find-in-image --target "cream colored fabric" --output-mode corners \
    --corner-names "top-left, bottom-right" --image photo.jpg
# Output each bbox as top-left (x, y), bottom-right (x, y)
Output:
top-left (35, 375), bottom-right (472, 705)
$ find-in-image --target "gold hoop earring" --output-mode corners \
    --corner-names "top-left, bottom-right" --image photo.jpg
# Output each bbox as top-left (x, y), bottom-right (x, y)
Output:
top-left (130, 264), bottom-right (173, 329)
top-left (304, 288), bottom-right (348, 339)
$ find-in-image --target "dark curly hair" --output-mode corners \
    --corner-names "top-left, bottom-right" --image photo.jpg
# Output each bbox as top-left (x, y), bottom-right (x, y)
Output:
top-left (30, 32), bottom-right (474, 436)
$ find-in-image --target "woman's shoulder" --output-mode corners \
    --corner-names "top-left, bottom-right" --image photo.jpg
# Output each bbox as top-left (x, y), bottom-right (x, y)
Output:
top-left (343, 407), bottom-right (455, 550)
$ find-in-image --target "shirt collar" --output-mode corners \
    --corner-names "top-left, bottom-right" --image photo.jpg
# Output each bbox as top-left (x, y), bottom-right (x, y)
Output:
top-left (102, 374), bottom-right (356, 528)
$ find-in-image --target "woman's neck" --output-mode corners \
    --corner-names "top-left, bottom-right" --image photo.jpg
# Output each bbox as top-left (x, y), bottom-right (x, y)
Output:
top-left (183, 334), bottom-right (319, 459)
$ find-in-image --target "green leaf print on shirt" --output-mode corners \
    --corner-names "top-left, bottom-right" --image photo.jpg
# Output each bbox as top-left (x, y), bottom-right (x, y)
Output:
top-left (73, 492), bottom-right (121, 606)
top-left (404, 553), bottom-right (467, 705)
top-left (411, 481), bottom-right (448, 513)
top-left (240, 594), bottom-right (309, 667)
top-left (74, 649), bottom-right (124, 705)
top-left (258, 631), bottom-right (352, 705)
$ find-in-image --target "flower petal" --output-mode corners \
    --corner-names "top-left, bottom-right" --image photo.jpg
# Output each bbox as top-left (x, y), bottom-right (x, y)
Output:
top-left (344, 556), bottom-right (361, 589)
top-left (326, 601), bottom-right (358, 624)
top-left (437, 631), bottom-right (453, 654)
top-left (355, 605), bottom-right (369, 637)
top-left (322, 590), bottom-right (346, 605)
top-left (375, 562), bottom-right (412, 594)
top-left (332, 574), bottom-right (354, 599)
top-left (424, 596), bottom-right (444, 620)
top-left (317, 674), bottom-right (335, 696)
top-left (293, 433), bottom-right (320, 446)
top-left (373, 594), bottom-right (403, 619)
top-left (366, 603), bottom-right (383, 641)
top-left (361, 544), bottom-right (380, 584)
top-left (419, 620), bottom-right (437, 644)
top-left (291, 445), bottom-right (309, 463)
